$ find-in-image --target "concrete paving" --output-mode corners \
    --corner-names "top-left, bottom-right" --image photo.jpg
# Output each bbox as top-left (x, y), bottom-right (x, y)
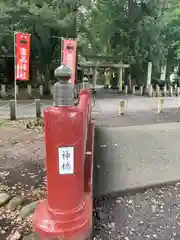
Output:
top-left (94, 96), bottom-right (180, 114)
top-left (94, 182), bottom-right (180, 240)
top-left (0, 100), bottom-right (53, 119)
top-left (93, 123), bottom-right (180, 196)
top-left (1, 91), bottom-right (180, 196)
top-left (1, 90), bottom-right (180, 240)
top-left (0, 94), bottom-right (180, 119)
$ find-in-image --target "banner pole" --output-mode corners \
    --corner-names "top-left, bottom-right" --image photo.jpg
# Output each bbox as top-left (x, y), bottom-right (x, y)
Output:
top-left (14, 31), bottom-right (17, 114)
top-left (61, 37), bottom-right (64, 64)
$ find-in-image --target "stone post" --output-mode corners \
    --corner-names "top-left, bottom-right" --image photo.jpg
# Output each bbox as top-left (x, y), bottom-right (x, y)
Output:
top-left (132, 85), bottom-right (136, 95)
top-left (1, 85), bottom-right (6, 99)
top-left (169, 85), bottom-right (173, 97)
top-left (10, 100), bottom-right (16, 120)
top-left (163, 85), bottom-right (167, 97)
top-left (156, 85), bottom-right (160, 97)
top-left (148, 84), bottom-right (153, 97)
top-left (39, 85), bottom-right (43, 97)
top-left (157, 98), bottom-right (164, 113)
top-left (27, 85), bottom-right (32, 97)
top-left (118, 66), bottom-right (123, 93)
top-left (146, 62), bottom-right (152, 93)
top-left (92, 68), bottom-right (98, 89)
top-left (119, 100), bottom-right (125, 116)
top-left (140, 85), bottom-right (143, 96)
top-left (124, 85), bottom-right (128, 95)
top-left (176, 87), bottom-right (180, 97)
top-left (35, 99), bottom-right (41, 118)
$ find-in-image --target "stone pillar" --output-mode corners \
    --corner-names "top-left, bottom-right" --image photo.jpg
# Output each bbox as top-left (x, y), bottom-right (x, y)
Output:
top-left (169, 85), bottom-right (173, 97)
top-left (148, 84), bottom-right (153, 97)
top-left (119, 100), bottom-right (125, 116)
top-left (176, 87), bottom-right (180, 97)
top-left (146, 62), bottom-right (152, 92)
top-left (132, 85), bottom-right (136, 95)
top-left (157, 98), bottom-right (164, 113)
top-left (156, 85), bottom-right (160, 97)
top-left (35, 99), bottom-right (41, 118)
top-left (1, 85), bottom-right (6, 99)
top-left (118, 66), bottom-right (123, 93)
top-left (124, 85), bottom-right (128, 95)
top-left (163, 85), bottom-right (167, 97)
top-left (10, 100), bottom-right (16, 120)
top-left (140, 85), bottom-right (144, 96)
top-left (39, 85), bottom-right (43, 97)
top-left (27, 85), bottom-right (32, 97)
top-left (160, 64), bottom-right (167, 82)
top-left (92, 68), bottom-right (98, 89)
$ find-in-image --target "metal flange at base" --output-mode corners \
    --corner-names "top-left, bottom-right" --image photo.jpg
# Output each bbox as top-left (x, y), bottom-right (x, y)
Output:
top-left (33, 195), bottom-right (92, 240)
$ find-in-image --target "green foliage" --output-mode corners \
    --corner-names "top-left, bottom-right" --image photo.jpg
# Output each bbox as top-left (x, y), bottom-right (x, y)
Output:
top-left (78, 0), bottom-right (180, 82)
top-left (0, 0), bottom-right (180, 85)
top-left (166, 1), bottom-right (180, 60)
top-left (0, 0), bottom-right (87, 89)
top-left (83, 1), bottom-right (168, 65)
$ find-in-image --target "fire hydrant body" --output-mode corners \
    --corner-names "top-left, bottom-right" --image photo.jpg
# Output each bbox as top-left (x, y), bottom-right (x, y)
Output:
top-left (33, 65), bottom-right (94, 240)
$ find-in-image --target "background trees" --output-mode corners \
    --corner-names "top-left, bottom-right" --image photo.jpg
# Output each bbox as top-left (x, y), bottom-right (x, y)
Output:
top-left (0, 0), bottom-right (180, 87)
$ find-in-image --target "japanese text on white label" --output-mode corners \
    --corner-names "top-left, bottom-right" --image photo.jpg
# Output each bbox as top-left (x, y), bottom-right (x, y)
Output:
top-left (58, 146), bottom-right (74, 175)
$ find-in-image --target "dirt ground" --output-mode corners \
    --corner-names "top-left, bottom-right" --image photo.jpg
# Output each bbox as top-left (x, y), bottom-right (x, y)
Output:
top-left (0, 120), bottom-right (46, 239)
top-left (1, 118), bottom-right (180, 240)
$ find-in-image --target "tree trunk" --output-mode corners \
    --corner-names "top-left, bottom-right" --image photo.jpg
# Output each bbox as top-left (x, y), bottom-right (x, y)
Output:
top-left (43, 64), bottom-right (50, 94)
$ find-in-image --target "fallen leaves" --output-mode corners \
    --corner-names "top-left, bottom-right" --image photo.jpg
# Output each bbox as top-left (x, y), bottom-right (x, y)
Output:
top-left (0, 184), bottom-right (45, 239)
top-left (7, 231), bottom-right (21, 240)
top-left (25, 119), bottom-right (44, 133)
top-left (0, 119), bottom-right (46, 239)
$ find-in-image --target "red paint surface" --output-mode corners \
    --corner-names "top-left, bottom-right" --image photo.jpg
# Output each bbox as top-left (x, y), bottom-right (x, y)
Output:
top-left (33, 89), bottom-right (94, 239)
top-left (15, 32), bottom-right (30, 81)
top-left (62, 39), bottom-right (77, 85)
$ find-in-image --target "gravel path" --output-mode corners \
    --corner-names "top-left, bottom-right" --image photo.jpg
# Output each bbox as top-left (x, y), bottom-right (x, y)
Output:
top-left (1, 104), bottom-right (180, 239)
top-left (93, 108), bottom-right (180, 127)
top-left (0, 90), bottom-right (180, 119)
top-left (94, 183), bottom-right (180, 240)
top-left (2, 161), bottom-right (180, 240)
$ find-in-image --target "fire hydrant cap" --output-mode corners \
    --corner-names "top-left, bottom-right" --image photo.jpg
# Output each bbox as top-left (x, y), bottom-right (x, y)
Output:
top-left (54, 64), bottom-right (72, 79)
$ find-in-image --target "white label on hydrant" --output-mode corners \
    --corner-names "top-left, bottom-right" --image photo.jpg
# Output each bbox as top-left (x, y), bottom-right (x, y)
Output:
top-left (58, 146), bottom-right (74, 174)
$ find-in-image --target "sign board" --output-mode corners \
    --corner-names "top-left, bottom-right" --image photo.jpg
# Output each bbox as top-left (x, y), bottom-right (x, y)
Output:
top-left (15, 32), bottom-right (30, 81)
top-left (58, 146), bottom-right (74, 175)
top-left (62, 39), bottom-right (77, 84)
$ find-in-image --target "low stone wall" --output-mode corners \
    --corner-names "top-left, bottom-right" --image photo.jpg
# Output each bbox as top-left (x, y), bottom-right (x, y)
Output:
top-left (93, 123), bottom-right (180, 196)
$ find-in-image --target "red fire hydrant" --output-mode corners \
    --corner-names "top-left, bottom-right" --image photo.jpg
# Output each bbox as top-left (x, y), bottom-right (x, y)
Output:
top-left (33, 64), bottom-right (94, 240)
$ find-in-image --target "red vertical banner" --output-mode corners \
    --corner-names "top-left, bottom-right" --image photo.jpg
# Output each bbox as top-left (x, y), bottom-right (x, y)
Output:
top-left (15, 32), bottom-right (30, 81)
top-left (62, 39), bottom-right (77, 84)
